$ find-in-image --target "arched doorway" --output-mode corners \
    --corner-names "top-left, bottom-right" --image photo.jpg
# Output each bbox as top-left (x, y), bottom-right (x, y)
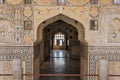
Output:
top-left (53, 32), bottom-right (66, 50)
top-left (34, 14), bottom-right (88, 80)
top-left (43, 20), bottom-right (80, 59)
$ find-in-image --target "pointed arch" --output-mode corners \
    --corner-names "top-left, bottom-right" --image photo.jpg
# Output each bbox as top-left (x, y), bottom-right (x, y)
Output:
top-left (35, 14), bottom-right (85, 43)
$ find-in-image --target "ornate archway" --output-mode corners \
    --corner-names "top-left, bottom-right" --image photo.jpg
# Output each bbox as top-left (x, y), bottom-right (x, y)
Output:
top-left (35, 14), bottom-right (85, 43)
top-left (34, 14), bottom-right (88, 80)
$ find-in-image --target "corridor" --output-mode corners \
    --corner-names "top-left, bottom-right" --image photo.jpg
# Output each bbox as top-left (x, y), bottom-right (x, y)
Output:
top-left (40, 50), bottom-right (80, 80)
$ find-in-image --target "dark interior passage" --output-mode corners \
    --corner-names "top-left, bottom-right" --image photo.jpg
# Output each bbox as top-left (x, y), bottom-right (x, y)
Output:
top-left (40, 50), bottom-right (80, 80)
top-left (43, 20), bottom-right (80, 60)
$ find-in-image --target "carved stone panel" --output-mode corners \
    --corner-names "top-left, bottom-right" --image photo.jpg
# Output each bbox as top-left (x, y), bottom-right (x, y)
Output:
top-left (0, 18), bottom-right (14, 43)
top-left (0, 46), bottom-right (33, 80)
top-left (89, 46), bottom-right (120, 80)
top-left (15, 9), bottom-right (21, 19)
top-left (0, 61), bottom-right (13, 80)
top-left (90, 6), bottom-right (99, 17)
top-left (23, 6), bottom-right (33, 18)
top-left (108, 18), bottom-right (120, 43)
top-left (24, 32), bottom-right (33, 45)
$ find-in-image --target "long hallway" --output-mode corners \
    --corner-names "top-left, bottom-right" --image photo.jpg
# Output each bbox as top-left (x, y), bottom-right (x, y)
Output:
top-left (40, 50), bottom-right (80, 80)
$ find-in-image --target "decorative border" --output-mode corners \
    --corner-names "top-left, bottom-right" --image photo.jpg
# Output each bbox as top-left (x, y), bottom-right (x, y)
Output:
top-left (88, 46), bottom-right (120, 80)
top-left (0, 46), bottom-right (33, 80)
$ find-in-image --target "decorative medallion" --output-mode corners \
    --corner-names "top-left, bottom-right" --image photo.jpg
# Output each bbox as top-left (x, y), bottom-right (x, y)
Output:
top-left (90, 6), bottom-right (99, 17)
top-left (6, 0), bottom-right (22, 5)
top-left (23, 6), bottom-right (32, 18)
top-left (24, 33), bottom-right (32, 45)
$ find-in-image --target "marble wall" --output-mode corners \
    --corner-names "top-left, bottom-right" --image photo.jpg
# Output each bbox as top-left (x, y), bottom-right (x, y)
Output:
top-left (0, 0), bottom-right (119, 46)
top-left (0, 0), bottom-right (120, 80)
top-left (0, 46), bottom-right (33, 80)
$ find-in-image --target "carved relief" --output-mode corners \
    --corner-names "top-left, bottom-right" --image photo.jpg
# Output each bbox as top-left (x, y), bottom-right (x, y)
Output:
top-left (24, 32), bottom-right (33, 45)
top-left (89, 46), bottom-right (120, 80)
top-left (0, 18), bottom-right (14, 43)
top-left (68, 0), bottom-right (89, 5)
top-left (0, 46), bottom-right (33, 80)
top-left (15, 33), bottom-right (21, 43)
top-left (6, 7), bottom-right (13, 19)
top-left (108, 18), bottom-right (120, 43)
top-left (15, 9), bottom-right (21, 19)
top-left (0, 3), bottom-right (33, 46)
top-left (0, 61), bottom-right (13, 80)
top-left (105, 6), bottom-right (120, 15)
top-left (6, 0), bottom-right (22, 5)
top-left (0, 6), bottom-right (13, 19)
top-left (23, 6), bottom-right (32, 18)
top-left (90, 6), bottom-right (99, 17)
top-left (15, 21), bottom-right (21, 30)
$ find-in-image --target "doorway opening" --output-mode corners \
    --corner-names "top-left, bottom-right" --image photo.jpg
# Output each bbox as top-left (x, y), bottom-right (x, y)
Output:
top-left (53, 32), bottom-right (66, 50)
top-left (40, 20), bottom-right (80, 80)
top-left (43, 20), bottom-right (80, 59)
top-left (34, 14), bottom-right (88, 80)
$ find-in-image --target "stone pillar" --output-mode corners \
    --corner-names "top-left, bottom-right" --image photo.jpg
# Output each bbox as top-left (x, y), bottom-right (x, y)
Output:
top-left (13, 58), bottom-right (22, 80)
top-left (99, 58), bottom-right (108, 80)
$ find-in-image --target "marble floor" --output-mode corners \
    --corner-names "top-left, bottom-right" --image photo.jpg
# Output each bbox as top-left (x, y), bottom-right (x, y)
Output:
top-left (40, 50), bottom-right (80, 80)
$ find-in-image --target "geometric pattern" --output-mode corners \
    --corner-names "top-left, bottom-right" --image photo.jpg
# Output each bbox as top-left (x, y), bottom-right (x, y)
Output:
top-left (89, 46), bottom-right (120, 80)
top-left (0, 46), bottom-right (33, 80)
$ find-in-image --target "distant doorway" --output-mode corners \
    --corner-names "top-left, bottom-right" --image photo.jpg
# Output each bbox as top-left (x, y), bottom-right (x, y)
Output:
top-left (53, 32), bottom-right (66, 50)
